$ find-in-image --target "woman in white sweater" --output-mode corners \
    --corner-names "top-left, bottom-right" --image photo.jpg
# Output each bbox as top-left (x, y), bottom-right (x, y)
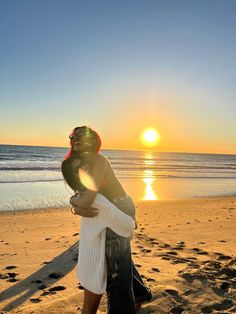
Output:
top-left (62, 126), bottom-right (152, 314)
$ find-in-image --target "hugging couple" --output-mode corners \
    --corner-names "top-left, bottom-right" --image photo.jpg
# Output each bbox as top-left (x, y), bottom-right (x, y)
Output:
top-left (62, 126), bottom-right (152, 314)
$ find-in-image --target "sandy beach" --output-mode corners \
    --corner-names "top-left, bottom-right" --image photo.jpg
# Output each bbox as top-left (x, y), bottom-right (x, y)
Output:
top-left (0, 196), bottom-right (236, 313)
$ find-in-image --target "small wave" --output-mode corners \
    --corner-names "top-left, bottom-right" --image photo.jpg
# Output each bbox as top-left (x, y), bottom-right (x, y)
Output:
top-left (0, 178), bottom-right (64, 184)
top-left (0, 167), bottom-right (60, 171)
top-left (113, 165), bottom-right (236, 172)
top-left (114, 173), bottom-right (236, 179)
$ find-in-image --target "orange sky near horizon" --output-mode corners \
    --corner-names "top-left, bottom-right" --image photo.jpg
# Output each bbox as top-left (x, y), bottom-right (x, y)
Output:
top-left (1, 91), bottom-right (236, 155)
top-left (1, 116), bottom-right (235, 155)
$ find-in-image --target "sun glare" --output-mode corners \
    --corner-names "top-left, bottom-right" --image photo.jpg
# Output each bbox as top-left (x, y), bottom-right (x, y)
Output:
top-left (143, 177), bottom-right (158, 200)
top-left (141, 128), bottom-right (160, 146)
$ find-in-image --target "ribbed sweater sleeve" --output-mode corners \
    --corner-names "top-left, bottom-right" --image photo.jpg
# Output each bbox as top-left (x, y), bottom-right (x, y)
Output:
top-left (93, 194), bottom-right (135, 237)
top-left (77, 193), bottom-right (135, 294)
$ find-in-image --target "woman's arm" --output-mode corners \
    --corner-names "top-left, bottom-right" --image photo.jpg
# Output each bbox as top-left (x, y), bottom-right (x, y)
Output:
top-left (70, 203), bottom-right (99, 217)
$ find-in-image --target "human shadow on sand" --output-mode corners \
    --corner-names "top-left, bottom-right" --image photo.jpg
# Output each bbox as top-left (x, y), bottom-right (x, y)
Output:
top-left (0, 241), bottom-right (79, 312)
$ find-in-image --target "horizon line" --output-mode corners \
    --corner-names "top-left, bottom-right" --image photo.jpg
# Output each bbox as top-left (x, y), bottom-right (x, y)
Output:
top-left (0, 143), bottom-right (235, 156)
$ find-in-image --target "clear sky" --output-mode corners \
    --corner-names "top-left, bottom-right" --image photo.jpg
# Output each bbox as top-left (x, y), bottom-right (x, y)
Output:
top-left (0, 0), bottom-right (236, 154)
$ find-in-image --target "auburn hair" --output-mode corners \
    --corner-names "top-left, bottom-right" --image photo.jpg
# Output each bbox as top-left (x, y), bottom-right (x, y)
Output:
top-left (61, 126), bottom-right (101, 191)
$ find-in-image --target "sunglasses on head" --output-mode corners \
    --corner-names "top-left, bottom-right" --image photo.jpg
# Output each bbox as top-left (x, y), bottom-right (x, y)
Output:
top-left (69, 126), bottom-right (96, 139)
top-left (69, 134), bottom-right (96, 141)
top-left (69, 127), bottom-right (86, 140)
top-left (69, 134), bottom-right (80, 140)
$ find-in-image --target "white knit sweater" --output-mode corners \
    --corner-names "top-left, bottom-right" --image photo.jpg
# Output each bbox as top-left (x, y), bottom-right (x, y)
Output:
top-left (77, 193), bottom-right (135, 294)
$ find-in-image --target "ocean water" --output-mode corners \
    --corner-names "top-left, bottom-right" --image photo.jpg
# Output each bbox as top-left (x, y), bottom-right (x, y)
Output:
top-left (0, 144), bottom-right (236, 211)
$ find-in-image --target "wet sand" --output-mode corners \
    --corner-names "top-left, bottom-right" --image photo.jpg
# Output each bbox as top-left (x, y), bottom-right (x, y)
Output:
top-left (0, 196), bottom-right (236, 313)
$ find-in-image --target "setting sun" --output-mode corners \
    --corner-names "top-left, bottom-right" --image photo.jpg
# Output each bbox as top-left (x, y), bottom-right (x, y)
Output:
top-left (141, 128), bottom-right (160, 146)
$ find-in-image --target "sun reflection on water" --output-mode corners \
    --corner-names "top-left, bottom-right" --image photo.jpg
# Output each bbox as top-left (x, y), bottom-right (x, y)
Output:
top-left (142, 170), bottom-right (158, 200)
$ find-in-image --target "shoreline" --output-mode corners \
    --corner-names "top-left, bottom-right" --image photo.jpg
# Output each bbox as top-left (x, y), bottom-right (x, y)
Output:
top-left (0, 196), bottom-right (236, 313)
top-left (0, 193), bottom-right (236, 214)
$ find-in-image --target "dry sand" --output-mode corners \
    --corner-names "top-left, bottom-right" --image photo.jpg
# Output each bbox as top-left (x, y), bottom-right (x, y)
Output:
top-left (0, 196), bottom-right (236, 313)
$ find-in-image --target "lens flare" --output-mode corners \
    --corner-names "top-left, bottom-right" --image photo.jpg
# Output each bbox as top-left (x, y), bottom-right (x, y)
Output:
top-left (78, 168), bottom-right (98, 191)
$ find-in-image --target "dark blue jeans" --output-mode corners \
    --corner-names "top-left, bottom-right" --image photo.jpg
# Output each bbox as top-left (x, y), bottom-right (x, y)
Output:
top-left (106, 231), bottom-right (152, 314)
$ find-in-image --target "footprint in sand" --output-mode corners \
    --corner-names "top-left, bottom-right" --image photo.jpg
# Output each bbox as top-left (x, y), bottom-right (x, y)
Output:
top-left (228, 258), bottom-right (236, 266)
top-left (141, 249), bottom-right (152, 253)
top-left (217, 266), bottom-right (236, 279)
top-left (169, 305), bottom-right (185, 314)
top-left (192, 248), bottom-right (208, 255)
top-left (183, 289), bottom-right (194, 296)
top-left (6, 272), bottom-right (19, 282)
top-left (5, 265), bottom-right (17, 270)
top-left (146, 278), bottom-right (156, 283)
top-left (215, 253), bottom-right (232, 261)
top-left (0, 273), bottom-right (9, 280)
top-left (166, 251), bottom-right (178, 256)
top-left (196, 251), bottom-right (208, 255)
top-left (172, 246), bottom-right (183, 251)
top-left (40, 286), bottom-right (66, 296)
top-left (135, 264), bottom-right (142, 268)
top-left (0, 271), bottom-right (20, 282)
top-left (151, 241), bottom-right (160, 245)
top-left (31, 279), bottom-right (42, 284)
top-left (164, 289), bottom-right (184, 303)
top-left (41, 291), bottom-right (55, 296)
top-left (38, 284), bottom-right (47, 290)
top-left (212, 281), bottom-right (231, 295)
top-left (201, 298), bottom-right (233, 313)
top-left (30, 298), bottom-right (42, 303)
top-left (48, 285), bottom-right (66, 292)
top-left (161, 256), bottom-right (171, 261)
top-left (159, 243), bottom-right (170, 248)
top-left (180, 272), bottom-right (194, 283)
top-left (48, 272), bottom-right (61, 279)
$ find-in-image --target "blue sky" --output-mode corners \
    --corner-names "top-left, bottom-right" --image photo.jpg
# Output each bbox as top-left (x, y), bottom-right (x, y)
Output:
top-left (0, 0), bottom-right (236, 153)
